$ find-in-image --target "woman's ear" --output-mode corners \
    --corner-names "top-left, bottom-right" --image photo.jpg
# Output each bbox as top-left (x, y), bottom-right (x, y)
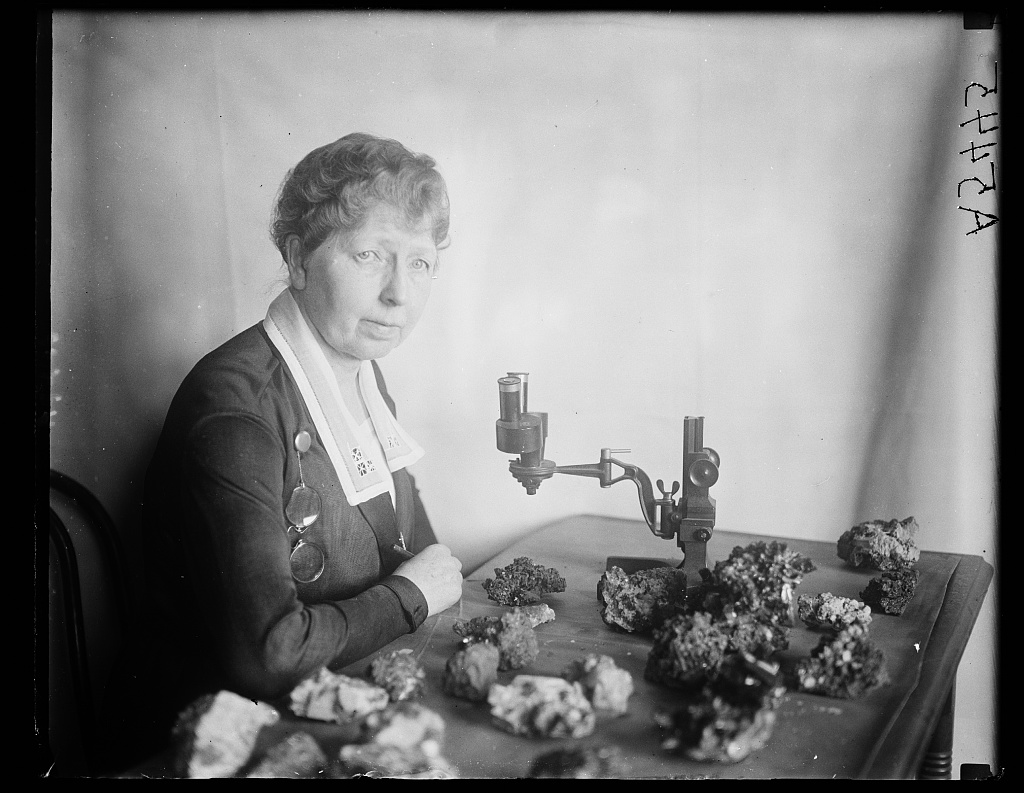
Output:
top-left (285, 236), bottom-right (306, 290)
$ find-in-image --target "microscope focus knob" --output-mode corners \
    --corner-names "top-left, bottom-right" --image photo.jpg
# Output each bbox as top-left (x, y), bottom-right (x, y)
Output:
top-left (688, 458), bottom-right (719, 488)
top-left (702, 447), bottom-right (721, 467)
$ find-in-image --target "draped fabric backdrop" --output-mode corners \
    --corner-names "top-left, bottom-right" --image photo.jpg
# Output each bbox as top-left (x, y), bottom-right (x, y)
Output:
top-left (49, 11), bottom-right (999, 776)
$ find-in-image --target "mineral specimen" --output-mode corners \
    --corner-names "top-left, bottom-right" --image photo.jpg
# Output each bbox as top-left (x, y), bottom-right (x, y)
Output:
top-left (644, 541), bottom-right (816, 691)
top-left (698, 541), bottom-right (816, 631)
top-left (488, 675), bottom-right (596, 739)
top-left (798, 592), bottom-right (873, 631)
top-left (331, 744), bottom-right (459, 778)
top-left (860, 566), bottom-right (921, 616)
top-left (561, 653), bottom-right (634, 715)
top-left (482, 556), bottom-right (567, 606)
top-left (453, 609), bottom-right (539, 670)
top-left (441, 642), bottom-right (500, 702)
top-left (528, 745), bottom-right (631, 778)
top-left (653, 652), bottom-right (786, 764)
top-left (837, 516), bottom-right (921, 571)
top-left (514, 602), bottom-right (557, 627)
top-left (655, 699), bottom-right (778, 764)
top-left (795, 624), bottom-right (889, 699)
top-left (369, 648), bottom-right (426, 702)
top-left (644, 610), bottom-right (781, 690)
top-left (357, 701), bottom-right (445, 750)
top-left (714, 650), bottom-right (788, 711)
top-left (597, 565), bottom-right (687, 634)
top-left (171, 690), bottom-right (280, 778)
top-left (245, 731), bottom-right (328, 779)
top-left (330, 702), bottom-right (459, 779)
top-left (725, 611), bottom-right (788, 658)
top-left (645, 610), bottom-right (731, 690)
top-left (289, 667), bottom-right (389, 723)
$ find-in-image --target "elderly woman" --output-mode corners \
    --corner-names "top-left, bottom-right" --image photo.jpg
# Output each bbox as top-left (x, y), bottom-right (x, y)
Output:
top-left (100, 133), bottom-right (464, 771)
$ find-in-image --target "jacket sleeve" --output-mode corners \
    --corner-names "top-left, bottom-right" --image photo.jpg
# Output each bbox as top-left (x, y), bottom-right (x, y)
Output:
top-left (175, 410), bottom-right (428, 700)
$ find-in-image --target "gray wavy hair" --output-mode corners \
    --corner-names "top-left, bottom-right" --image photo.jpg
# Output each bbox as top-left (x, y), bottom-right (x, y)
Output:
top-left (270, 132), bottom-right (450, 260)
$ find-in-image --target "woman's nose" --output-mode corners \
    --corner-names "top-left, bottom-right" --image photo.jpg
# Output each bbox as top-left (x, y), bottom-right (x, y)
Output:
top-left (380, 259), bottom-right (409, 305)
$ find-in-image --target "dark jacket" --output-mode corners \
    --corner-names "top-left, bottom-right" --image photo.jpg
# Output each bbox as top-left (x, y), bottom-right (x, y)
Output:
top-left (100, 322), bottom-right (434, 771)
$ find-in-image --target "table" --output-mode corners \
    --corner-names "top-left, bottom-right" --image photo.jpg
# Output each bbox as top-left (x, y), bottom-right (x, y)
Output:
top-left (128, 514), bottom-right (993, 779)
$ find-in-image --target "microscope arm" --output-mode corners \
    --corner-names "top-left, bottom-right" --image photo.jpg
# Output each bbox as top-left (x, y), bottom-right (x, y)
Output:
top-left (549, 450), bottom-right (659, 530)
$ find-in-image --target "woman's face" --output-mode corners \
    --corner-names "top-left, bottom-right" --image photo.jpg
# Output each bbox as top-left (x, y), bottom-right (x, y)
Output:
top-left (288, 202), bottom-right (437, 370)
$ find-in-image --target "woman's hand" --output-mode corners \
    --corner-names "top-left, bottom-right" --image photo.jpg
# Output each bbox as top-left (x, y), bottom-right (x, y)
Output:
top-left (393, 544), bottom-right (464, 616)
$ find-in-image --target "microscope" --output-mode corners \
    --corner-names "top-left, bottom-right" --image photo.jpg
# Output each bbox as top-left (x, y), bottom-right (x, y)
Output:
top-left (496, 372), bottom-right (721, 590)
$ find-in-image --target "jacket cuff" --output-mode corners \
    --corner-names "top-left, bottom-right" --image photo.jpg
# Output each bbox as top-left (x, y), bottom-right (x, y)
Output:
top-left (380, 574), bottom-right (429, 632)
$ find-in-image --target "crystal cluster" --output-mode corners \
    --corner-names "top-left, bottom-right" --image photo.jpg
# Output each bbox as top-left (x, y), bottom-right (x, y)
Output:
top-left (488, 675), bottom-right (596, 739)
top-left (289, 668), bottom-right (389, 724)
top-left (797, 592), bottom-right (873, 631)
top-left (515, 602), bottom-right (557, 627)
top-left (452, 610), bottom-right (539, 670)
top-left (860, 566), bottom-right (921, 616)
top-left (369, 648), bottom-right (426, 702)
top-left (597, 565), bottom-right (687, 634)
top-left (482, 556), bottom-right (567, 606)
top-left (562, 653), bottom-right (634, 715)
top-left (699, 541), bottom-right (817, 632)
top-left (329, 702), bottom-right (458, 778)
top-left (441, 642), bottom-right (500, 702)
top-left (645, 541), bottom-right (815, 691)
top-left (794, 624), bottom-right (889, 699)
top-left (653, 652), bottom-right (787, 764)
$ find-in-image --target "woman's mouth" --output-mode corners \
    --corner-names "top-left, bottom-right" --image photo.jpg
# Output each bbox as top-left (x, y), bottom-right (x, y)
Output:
top-left (363, 320), bottom-right (400, 339)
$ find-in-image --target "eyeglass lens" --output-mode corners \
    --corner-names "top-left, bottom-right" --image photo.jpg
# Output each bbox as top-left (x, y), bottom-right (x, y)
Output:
top-left (288, 430), bottom-right (326, 583)
top-left (286, 484), bottom-right (321, 528)
top-left (290, 540), bottom-right (326, 583)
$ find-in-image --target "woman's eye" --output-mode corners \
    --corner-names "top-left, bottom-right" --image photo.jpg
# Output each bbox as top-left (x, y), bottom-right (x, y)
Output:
top-left (355, 250), bottom-right (378, 262)
top-left (410, 258), bottom-right (429, 271)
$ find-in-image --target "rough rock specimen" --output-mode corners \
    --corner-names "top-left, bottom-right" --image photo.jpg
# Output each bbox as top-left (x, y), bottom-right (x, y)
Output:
top-left (528, 745), bottom-right (631, 778)
top-left (331, 744), bottom-right (459, 778)
top-left (357, 701), bottom-right (445, 750)
top-left (289, 667), bottom-right (389, 723)
top-left (171, 690), bottom-right (280, 778)
top-left (644, 541), bottom-right (816, 691)
top-left (860, 566), bottom-right (921, 616)
top-left (645, 610), bottom-right (780, 690)
top-left (698, 541), bottom-right (817, 631)
top-left (795, 624), bottom-right (889, 699)
top-left (798, 592), bottom-right (873, 631)
top-left (645, 610), bottom-right (731, 690)
top-left (514, 602), bottom-right (557, 627)
top-left (597, 565), bottom-right (687, 634)
top-left (837, 516), bottom-right (921, 571)
top-left (724, 611), bottom-right (788, 658)
top-left (369, 648), bottom-right (426, 702)
top-left (482, 556), bottom-right (567, 606)
top-left (330, 701), bottom-right (458, 779)
top-left (654, 652), bottom-right (786, 764)
top-left (655, 700), bottom-right (778, 764)
top-left (488, 675), bottom-right (596, 739)
top-left (561, 654), bottom-right (634, 715)
top-left (441, 642), bottom-right (500, 702)
top-left (245, 731), bottom-right (328, 779)
top-left (452, 610), bottom-right (539, 670)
